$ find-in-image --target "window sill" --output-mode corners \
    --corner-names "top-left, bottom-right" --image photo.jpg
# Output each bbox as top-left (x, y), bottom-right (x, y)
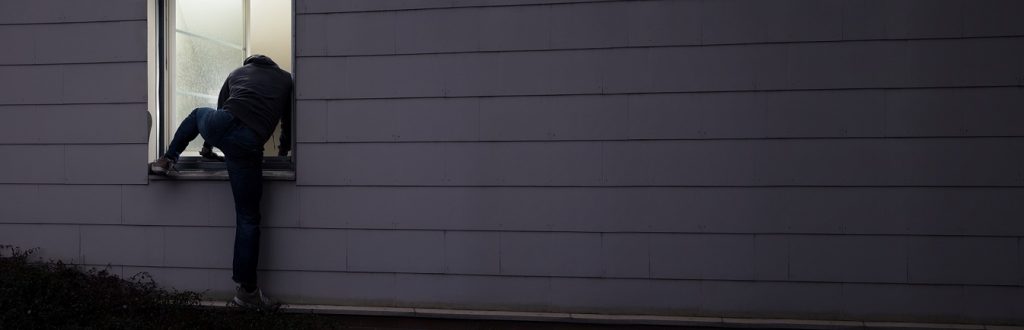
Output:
top-left (148, 156), bottom-right (295, 181)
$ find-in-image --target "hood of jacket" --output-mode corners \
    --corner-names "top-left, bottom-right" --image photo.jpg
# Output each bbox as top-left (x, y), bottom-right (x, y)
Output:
top-left (243, 54), bottom-right (278, 67)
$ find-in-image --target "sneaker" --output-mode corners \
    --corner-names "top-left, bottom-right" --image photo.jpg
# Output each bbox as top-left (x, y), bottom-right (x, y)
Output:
top-left (200, 146), bottom-right (225, 162)
top-left (148, 157), bottom-right (175, 175)
top-left (229, 286), bottom-right (280, 312)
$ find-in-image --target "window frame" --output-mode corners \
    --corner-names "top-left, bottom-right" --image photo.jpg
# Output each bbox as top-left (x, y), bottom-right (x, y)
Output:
top-left (150, 0), bottom-right (296, 180)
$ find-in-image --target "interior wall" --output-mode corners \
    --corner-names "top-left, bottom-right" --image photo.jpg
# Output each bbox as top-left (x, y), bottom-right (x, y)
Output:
top-left (250, 0), bottom-right (293, 73)
top-left (147, 0), bottom-right (157, 161)
top-left (250, 0), bottom-right (293, 155)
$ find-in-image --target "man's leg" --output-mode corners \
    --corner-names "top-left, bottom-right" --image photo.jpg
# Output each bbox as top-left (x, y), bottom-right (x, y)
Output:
top-left (164, 107), bottom-right (215, 161)
top-left (215, 121), bottom-right (276, 310)
top-left (225, 149), bottom-right (263, 291)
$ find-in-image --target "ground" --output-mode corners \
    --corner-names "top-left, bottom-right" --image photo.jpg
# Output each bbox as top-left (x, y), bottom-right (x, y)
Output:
top-left (0, 245), bottom-right (707, 329)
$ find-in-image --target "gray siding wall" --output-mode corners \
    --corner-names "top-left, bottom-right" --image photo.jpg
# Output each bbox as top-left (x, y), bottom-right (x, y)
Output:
top-left (1, 0), bottom-right (1024, 325)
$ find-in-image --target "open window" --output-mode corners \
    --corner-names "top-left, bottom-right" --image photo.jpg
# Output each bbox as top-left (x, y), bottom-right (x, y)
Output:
top-left (148, 0), bottom-right (294, 180)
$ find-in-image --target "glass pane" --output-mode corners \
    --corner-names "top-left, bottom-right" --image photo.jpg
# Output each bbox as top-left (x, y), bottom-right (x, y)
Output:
top-left (169, 0), bottom-right (244, 155)
top-left (176, 0), bottom-right (244, 47)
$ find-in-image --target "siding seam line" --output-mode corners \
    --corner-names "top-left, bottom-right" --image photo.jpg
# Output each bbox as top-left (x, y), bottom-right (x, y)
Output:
top-left (292, 35), bottom-right (1024, 59)
top-left (294, 84), bottom-right (1024, 102)
top-left (297, 0), bottom-right (629, 15)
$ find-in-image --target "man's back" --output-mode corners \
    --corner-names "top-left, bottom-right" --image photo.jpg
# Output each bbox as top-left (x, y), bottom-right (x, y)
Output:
top-left (218, 55), bottom-right (293, 147)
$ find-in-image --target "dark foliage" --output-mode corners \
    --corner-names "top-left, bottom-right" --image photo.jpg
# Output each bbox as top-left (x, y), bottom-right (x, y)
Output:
top-left (0, 245), bottom-right (336, 329)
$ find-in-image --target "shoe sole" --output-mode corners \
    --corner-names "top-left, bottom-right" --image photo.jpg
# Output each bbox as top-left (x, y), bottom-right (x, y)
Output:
top-left (149, 166), bottom-right (168, 175)
top-left (229, 297), bottom-right (281, 312)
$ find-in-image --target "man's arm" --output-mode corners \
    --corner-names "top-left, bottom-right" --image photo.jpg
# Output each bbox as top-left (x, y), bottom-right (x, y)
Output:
top-left (217, 78), bottom-right (229, 109)
top-left (277, 82), bottom-right (293, 157)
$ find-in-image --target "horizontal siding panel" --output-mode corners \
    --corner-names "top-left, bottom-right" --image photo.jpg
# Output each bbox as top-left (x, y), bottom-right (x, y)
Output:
top-left (791, 38), bottom-right (1024, 90)
top-left (0, 104), bottom-right (148, 144)
top-left (396, 8), bottom-right (479, 54)
top-left (0, 145), bottom-right (64, 183)
top-left (746, 138), bottom-right (1024, 187)
top-left (549, 2), bottom-right (628, 49)
top-left (162, 227), bottom-right (347, 272)
top-left (294, 12), bottom-right (326, 56)
top-left (603, 47), bottom-right (651, 96)
top-left (297, 39), bottom-right (1022, 100)
top-left (0, 0), bottom-right (145, 24)
top-left (296, 0), bottom-right (1024, 55)
top-left (0, 185), bottom-right (120, 224)
top-left (34, 20), bottom-right (147, 64)
top-left (480, 96), bottom-right (628, 141)
top-left (600, 233), bottom-right (650, 278)
top-left (163, 227), bottom-right (234, 269)
top-left (298, 141), bottom-right (604, 186)
top-left (296, 187), bottom-right (1024, 236)
top-left (841, 283), bottom-right (963, 323)
top-left (700, 281), bottom-right (843, 319)
top-left (907, 236), bottom-right (1019, 286)
top-left (327, 98), bottom-right (479, 142)
top-left (701, 0), bottom-right (843, 44)
top-left (843, 0), bottom-right (963, 40)
top-left (650, 234), bottom-right (756, 280)
top-left (0, 224), bottom-right (79, 261)
top-left (298, 0), bottom-right (617, 14)
top-left (123, 181), bottom-right (298, 227)
top-left (788, 235), bottom-right (907, 283)
top-left (261, 228), bottom-right (347, 271)
top-left (295, 100), bottom-right (327, 142)
top-left (648, 44), bottom-right (787, 92)
top-left (295, 271), bottom-right (396, 306)
top-left (787, 41), bottom-right (906, 89)
top-left (298, 1), bottom-right (701, 56)
top-left (499, 232), bottom-right (602, 277)
top-left (309, 88), bottom-right (1023, 142)
top-left (880, 87), bottom-right (1024, 138)
top-left (395, 273), bottom-right (551, 311)
top-left (80, 225), bottom-right (164, 266)
top-left (964, 0), bottom-right (1024, 37)
top-left (344, 55), bottom-right (446, 98)
top-left (0, 65), bottom-right (62, 105)
top-left (326, 11), bottom-right (396, 56)
top-left (0, 63), bottom-right (146, 105)
top-left (123, 182), bottom-right (214, 226)
top-left (65, 144), bottom-right (147, 184)
top-left (478, 5), bottom-right (552, 51)
top-left (962, 286), bottom-right (1024, 323)
top-left (549, 277), bottom-right (700, 314)
top-left (630, 91), bottom-right (884, 140)
top-left (62, 62), bottom-right (147, 104)
top-left (906, 38), bottom-right (1024, 88)
top-left (0, 21), bottom-right (146, 65)
top-left (297, 143), bottom-right (447, 186)
top-left (0, 25), bottom-right (34, 64)
top-left (444, 231), bottom-right (500, 275)
top-left (347, 230), bottom-right (444, 273)
top-left (754, 236), bottom-right (789, 281)
top-left (299, 138), bottom-right (1024, 187)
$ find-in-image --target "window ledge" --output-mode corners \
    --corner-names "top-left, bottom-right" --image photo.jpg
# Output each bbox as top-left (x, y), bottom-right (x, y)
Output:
top-left (148, 156), bottom-right (295, 181)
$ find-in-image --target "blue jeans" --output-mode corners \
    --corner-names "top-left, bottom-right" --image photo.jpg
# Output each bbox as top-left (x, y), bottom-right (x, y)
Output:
top-left (165, 107), bottom-right (264, 289)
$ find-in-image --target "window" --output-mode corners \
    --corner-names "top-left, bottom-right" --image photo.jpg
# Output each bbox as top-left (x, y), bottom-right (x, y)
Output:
top-left (148, 0), bottom-right (294, 178)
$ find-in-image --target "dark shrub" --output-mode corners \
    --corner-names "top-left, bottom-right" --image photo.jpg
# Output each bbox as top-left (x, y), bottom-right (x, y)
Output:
top-left (0, 245), bottom-right (333, 329)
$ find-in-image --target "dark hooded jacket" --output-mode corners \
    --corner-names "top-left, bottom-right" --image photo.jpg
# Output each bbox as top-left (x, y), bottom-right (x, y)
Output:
top-left (217, 55), bottom-right (293, 154)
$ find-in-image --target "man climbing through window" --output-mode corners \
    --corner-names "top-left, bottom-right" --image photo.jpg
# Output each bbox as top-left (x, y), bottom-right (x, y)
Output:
top-left (149, 54), bottom-right (292, 312)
